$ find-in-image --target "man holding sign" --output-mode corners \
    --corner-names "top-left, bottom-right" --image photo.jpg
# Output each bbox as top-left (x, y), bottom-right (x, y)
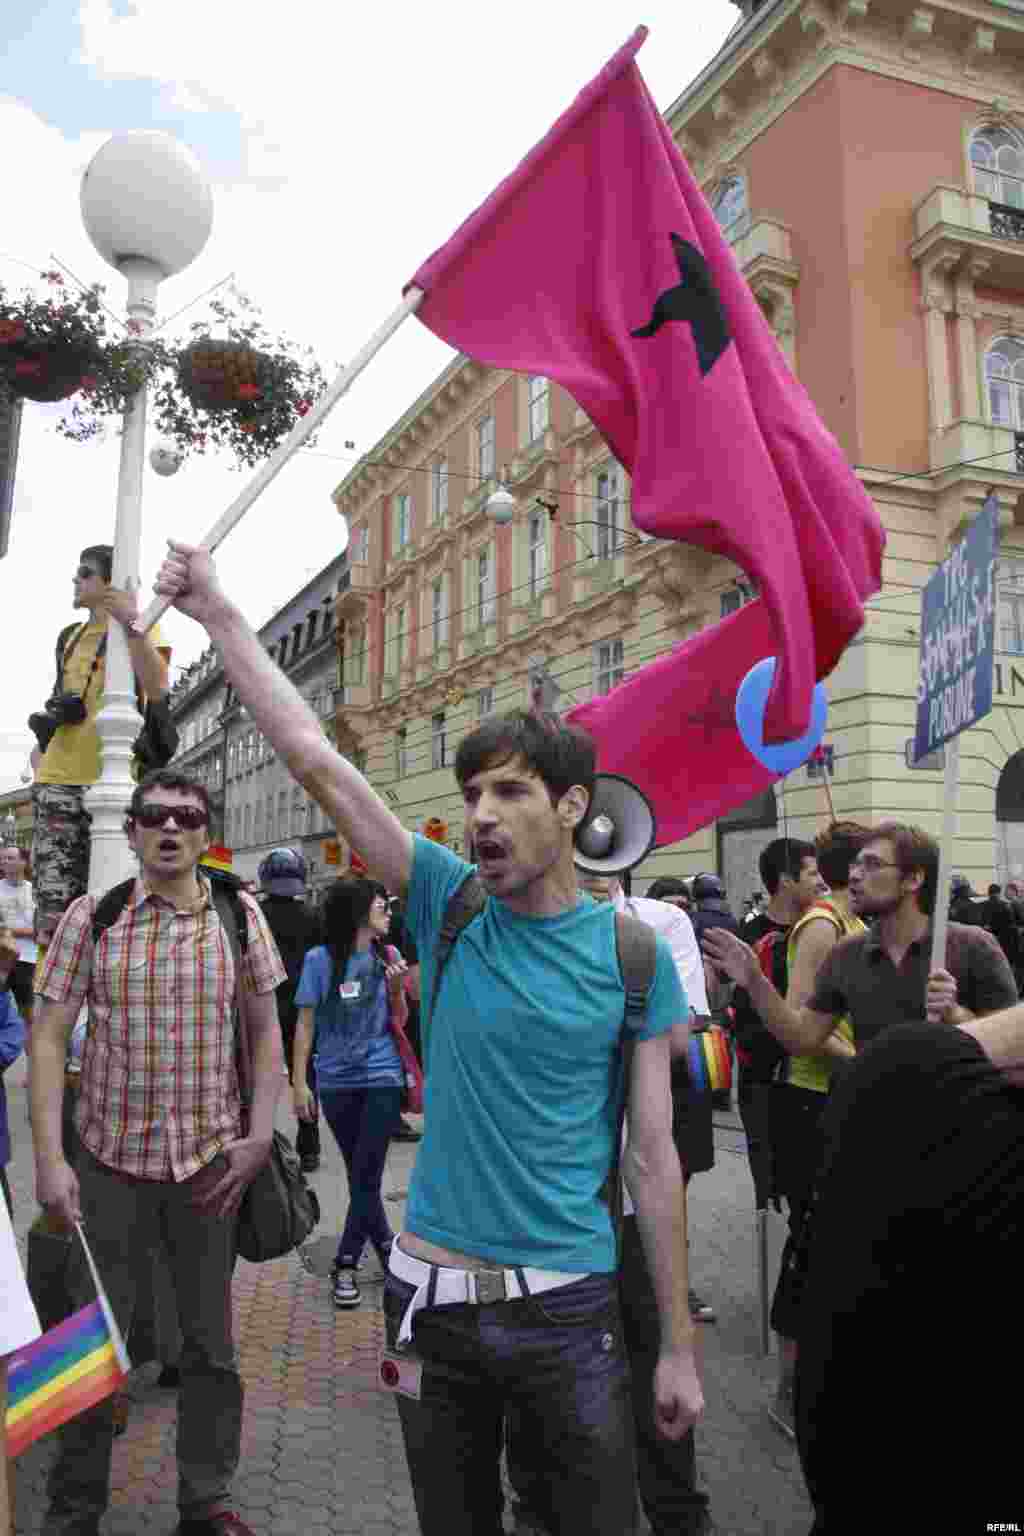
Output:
top-left (703, 822), bottom-right (1016, 1053)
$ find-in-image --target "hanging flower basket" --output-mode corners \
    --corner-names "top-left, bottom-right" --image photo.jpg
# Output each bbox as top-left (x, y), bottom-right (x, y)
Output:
top-left (0, 272), bottom-right (156, 437)
top-left (176, 338), bottom-right (267, 412)
top-left (153, 291), bottom-right (326, 470)
top-left (2, 341), bottom-right (99, 402)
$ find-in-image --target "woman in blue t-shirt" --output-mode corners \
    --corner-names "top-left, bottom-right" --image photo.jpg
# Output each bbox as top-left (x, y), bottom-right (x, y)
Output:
top-left (293, 877), bottom-right (408, 1310)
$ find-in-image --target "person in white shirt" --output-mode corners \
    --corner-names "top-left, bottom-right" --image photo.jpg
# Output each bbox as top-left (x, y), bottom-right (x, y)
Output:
top-left (509, 873), bottom-right (714, 1536)
top-left (0, 848), bottom-right (37, 1032)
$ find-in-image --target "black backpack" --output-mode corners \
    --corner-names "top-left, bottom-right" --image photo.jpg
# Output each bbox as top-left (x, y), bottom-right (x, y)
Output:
top-left (730, 926), bottom-right (789, 1084)
top-left (434, 873), bottom-right (657, 1251)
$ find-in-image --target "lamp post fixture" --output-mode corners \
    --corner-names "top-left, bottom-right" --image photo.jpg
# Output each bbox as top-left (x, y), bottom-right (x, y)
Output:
top-left (485, 487), bottom-right (643, 557)
top-left (79, 132), bottom-right (212, 892)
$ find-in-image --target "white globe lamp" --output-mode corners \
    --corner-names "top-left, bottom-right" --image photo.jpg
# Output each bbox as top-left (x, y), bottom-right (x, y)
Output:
top-left (150, 444), bottom-right (184, 477)
top-left (486, 484), bottom-right (516, 525)
top-left (80, 131), bottom-right (212, 280)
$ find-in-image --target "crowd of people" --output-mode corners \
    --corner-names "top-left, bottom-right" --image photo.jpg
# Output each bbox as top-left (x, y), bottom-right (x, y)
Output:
top-left (0, 538), bottom-right (1022, 1536)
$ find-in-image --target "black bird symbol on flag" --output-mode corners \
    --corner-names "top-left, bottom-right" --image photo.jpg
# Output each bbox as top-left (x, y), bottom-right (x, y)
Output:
top-left (631, 233), bottom-right (732, 377)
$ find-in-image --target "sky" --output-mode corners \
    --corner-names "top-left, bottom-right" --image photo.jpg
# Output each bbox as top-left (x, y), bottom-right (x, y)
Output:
top-left (0, 0), bottom-right (740, 792)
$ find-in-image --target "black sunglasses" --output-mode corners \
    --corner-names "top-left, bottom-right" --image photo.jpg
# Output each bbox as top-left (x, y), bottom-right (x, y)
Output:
top-left (133, 804), bottom-right (209, 830)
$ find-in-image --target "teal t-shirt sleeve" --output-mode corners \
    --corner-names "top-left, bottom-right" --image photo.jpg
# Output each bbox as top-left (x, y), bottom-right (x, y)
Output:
top-left (629, 936), bottom-right (688, 1042)
top-left (294, 947), bottom-right (328, 1008)
top-left (405, 834), bottom-right (477, 961)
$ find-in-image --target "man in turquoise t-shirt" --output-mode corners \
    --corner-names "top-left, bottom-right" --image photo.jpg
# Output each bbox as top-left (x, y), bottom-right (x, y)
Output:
top-left (154, 541), bottom-right (705, 1536)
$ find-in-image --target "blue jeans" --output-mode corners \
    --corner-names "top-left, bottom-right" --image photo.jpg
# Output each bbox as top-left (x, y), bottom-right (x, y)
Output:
top-left (319, 1085), bottom-right (400, 1268)
top-left (382, 1269), bottom-right (636, 1536)
top-left (508, 1217), bottom-right (709, 1535)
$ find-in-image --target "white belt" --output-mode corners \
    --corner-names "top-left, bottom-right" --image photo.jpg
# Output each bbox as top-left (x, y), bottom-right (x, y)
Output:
top-left (389, 1237), bottom-right (586, 1345)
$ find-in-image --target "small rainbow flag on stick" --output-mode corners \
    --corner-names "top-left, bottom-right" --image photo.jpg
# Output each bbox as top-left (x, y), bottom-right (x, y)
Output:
top-left (5, 1224), bottom-right (130, 1458)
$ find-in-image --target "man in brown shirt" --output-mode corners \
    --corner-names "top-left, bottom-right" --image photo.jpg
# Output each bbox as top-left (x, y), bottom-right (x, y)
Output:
top-left (703, 822), bottom-right (1017, 1056)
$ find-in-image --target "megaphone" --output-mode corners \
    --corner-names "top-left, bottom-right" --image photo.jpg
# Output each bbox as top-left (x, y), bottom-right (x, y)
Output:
top-left (574, 773), bottom-right (657, 876)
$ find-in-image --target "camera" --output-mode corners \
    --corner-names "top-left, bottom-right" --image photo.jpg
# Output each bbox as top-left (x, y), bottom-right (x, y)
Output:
top-left (27, 692), bottom-right (88, 751)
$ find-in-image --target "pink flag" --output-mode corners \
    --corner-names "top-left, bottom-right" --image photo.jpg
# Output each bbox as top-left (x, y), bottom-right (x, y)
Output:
top-left (407, 27), bottom-right (884, 844)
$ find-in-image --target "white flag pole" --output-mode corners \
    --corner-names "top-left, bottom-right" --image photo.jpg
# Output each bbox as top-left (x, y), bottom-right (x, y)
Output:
top-left (136, 285), bottom-right (425, 634)
top-left (929, 734), bottom-right (960, 978)
top-left (73, 1222), bottom-right (132, 1373)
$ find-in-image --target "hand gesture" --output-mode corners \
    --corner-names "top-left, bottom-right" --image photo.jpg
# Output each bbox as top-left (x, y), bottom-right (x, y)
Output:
top-left (926, 968), bottom-right (959, 1024)
top-left (653, 1348), bottom-right (704, 1440)
top-left (98, 585), bottom-right (140, 629)
top-left (701, 927), bottom-right (759, 989)
top-left (384, 956), bottom-right (409, 985)
top-left (37, 1157), bottom-right (81, 1229)
top-left (193, 1136), bottom-right (272, 1220)
top-left (294, 1083), bottom-right (316, 1122)
top-left (153, 541), bottom-right (231, 627)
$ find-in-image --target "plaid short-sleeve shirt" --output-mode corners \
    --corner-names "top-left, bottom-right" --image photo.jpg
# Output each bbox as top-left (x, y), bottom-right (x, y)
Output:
top-left (39, 877), bottom-right (286, 1181)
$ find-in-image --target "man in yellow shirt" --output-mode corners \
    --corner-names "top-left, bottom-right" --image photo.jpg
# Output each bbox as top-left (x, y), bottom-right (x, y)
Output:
top-left (30, 545), bottom-right (170, 947)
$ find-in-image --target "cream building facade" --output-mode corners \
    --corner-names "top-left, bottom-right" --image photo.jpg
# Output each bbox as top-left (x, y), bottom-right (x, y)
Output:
top-left (333, 0), bottom-right (1024, 902)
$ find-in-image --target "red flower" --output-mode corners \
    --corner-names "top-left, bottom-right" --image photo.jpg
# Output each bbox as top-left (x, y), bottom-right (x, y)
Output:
top-left (41, 270), bottom-right (64, 285)
top-left (236, 383), bottom-right (261, 400)
top-left (296, 398), bottom-right (311, 417)
top-left (239, 422), bottom-right (258, 434)
top-left (14, 359), bottom-right (42, 376)
top-left (80, 375), bottom-right (98, 393)
top-left (126, 319), bottom-right (143, 336)
top-left (0, 319), bottom-right (25, 344)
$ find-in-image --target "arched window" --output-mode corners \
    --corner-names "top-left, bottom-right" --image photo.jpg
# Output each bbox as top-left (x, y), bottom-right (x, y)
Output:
top-left (711, 175), bottom-right (748, 240)
top-left (971, 126), bottom-right (1024, 209)
top-left (986, 337), bottom-right (1024, 429)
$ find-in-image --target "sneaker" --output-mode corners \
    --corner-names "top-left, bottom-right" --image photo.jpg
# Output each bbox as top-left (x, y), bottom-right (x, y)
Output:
top-left (688, 1288), bottom-right (717, 1323)
top-left (392, 1118), bottom-right (422, 1142)
top-left (332, 1266), bottom-right (361, 1309)
top-left (767, 1381), bottom-right (796, 1441)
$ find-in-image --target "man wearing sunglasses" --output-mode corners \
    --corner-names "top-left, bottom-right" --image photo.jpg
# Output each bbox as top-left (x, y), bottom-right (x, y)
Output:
top-left (30, 769), bottom-right (287, 1536)
top-left (31, 544), bottom-right (171, 951)
top-left (702, 822), bottom-right (1017, 1061)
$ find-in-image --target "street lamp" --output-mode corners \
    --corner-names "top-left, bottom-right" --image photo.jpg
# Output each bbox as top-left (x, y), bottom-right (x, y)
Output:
top-left (486, 488), bottom-right (643, 557)
top-left (80, 132), bottom-right (212, 892)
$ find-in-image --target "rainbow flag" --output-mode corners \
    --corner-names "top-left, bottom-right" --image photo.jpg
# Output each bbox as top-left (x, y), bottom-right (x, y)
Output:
top-left (201, 844), bottom-right (233, 874)
top-left (5, 1229), bottom-right (130, 1458)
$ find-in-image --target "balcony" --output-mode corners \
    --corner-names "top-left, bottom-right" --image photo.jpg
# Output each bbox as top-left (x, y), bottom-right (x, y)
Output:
top-left (335, 562), bottom-right (374, 621)
top-left (929, 419), bottom-right (1024, 543)
top-left (930, 418), bottom-right (1022, 476)
top-left (731, 216), bottom-right (799, 289)
top-left (508, 428), bottom-right (560, 494)
top-left (912, 185), bottom-right (1024, 294)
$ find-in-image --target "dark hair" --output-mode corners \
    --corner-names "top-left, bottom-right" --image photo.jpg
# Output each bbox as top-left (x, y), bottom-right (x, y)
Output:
top-left (79, 544), bottom-right (113, 583)
top-left (646, 877), bottom-right (690, 902)
top-left (758, 837), bottom-right (816, 896)
top-left (814, 821), bottom-right (872, 890)
top-left (870, 822), bottom-right (939, 916)
top-left (454, 709), bottom-right (596, 810)
top-left (319, 875), bottom-right (388, 990)
top-left (127, 768), bottom-right (212, 824)
top-left (989, 884), bottom-right (1002, 898)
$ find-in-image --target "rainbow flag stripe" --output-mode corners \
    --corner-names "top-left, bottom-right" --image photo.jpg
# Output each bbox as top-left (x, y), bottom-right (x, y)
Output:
top-left (5, 1300), bottom-right (127, 1458)
top-left (688, 1025), bottom-right (733, 1096)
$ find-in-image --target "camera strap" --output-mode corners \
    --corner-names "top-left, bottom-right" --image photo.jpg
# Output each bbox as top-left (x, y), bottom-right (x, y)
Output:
top-left (57, 623), bottom-right (107, 707)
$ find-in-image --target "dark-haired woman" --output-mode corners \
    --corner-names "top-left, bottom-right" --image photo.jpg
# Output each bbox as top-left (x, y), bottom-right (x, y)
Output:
top-left (293, 877), bottom-right (410, 1310)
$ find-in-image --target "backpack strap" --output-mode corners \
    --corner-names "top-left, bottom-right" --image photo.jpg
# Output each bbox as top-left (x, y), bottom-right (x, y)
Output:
top-left (602, 911), bottom-right (658, 1256)
top-left (434, 872), bottom-right (486, 993)
top-left (91, 879), bottom-right (139, 946)
top-left (207, 880), bottom-right (252, 1113)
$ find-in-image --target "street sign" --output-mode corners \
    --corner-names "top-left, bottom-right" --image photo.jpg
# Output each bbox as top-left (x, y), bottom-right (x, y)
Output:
top-left (913, 495), bottom-right (998, 763)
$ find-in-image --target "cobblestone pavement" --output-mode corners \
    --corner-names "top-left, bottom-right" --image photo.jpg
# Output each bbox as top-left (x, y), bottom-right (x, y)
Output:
top-left (5, 1058), bottom-right (811, 1534)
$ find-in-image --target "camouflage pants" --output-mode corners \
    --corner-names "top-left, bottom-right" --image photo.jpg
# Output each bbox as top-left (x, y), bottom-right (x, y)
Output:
top-left (31, 783), bottom-right (91, 943)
